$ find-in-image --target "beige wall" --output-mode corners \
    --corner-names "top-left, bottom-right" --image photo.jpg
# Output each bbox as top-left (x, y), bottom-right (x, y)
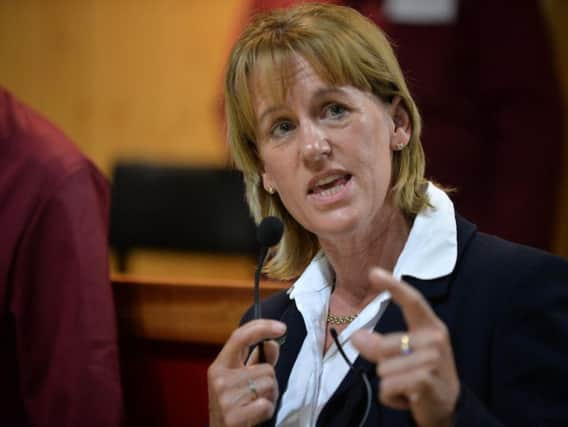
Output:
top-left (0, 0), bottom-right (248, 176)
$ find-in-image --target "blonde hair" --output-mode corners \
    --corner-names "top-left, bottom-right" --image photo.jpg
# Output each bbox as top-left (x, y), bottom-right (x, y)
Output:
top-left (224, 3), bottom-right (429, 280)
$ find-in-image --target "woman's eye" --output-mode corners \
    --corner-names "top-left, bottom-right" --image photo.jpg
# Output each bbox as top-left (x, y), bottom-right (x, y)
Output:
top-left (324, 103), bottom-right (348, 119)
top-left (270, 121), bottom-right (295, 138)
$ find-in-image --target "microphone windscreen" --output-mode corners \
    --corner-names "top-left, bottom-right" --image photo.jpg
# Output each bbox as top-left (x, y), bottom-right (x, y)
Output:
top-left (257, 216), bottom-right (284, 247)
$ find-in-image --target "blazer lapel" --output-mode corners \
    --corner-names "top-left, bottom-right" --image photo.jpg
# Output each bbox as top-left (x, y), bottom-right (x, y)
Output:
top-left (275, 302), bottom-right (306, 396)
top-left (259, 301), bottom-right (306, 427)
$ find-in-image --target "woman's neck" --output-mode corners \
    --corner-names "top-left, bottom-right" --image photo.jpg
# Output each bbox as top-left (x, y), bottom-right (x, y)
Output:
top-left (320, 205), bottom-right (411, 309)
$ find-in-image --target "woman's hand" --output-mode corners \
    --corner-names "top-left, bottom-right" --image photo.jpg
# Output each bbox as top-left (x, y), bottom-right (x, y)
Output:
top-left (352, 268), bottom-right (460, 427)
top-left (208, 320), bottom-right (286, 427)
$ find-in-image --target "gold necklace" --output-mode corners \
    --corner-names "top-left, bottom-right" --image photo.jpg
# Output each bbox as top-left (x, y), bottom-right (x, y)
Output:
top-left (327, 313), bottom-right (358, 325)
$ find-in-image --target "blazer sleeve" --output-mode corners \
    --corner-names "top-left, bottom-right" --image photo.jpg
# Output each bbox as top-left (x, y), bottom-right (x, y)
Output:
top-left (454, 254), bottom-right (568, 426)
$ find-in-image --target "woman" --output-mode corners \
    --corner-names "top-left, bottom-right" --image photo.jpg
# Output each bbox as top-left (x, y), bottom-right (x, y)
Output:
top-left (208, 4), bottom-right (568, 427)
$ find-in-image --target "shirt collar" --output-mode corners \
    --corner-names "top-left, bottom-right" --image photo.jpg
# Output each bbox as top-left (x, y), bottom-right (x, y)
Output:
top-left (394, 182), bottom-right (457, 280)
top-left (288, 182), bottom-right (457, 298)
top-left (288, 252), bottom-right (332, 299)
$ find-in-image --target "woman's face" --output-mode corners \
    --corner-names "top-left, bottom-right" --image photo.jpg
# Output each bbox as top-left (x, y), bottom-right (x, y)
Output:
top-left (252, 55), bottom-right (410, 240)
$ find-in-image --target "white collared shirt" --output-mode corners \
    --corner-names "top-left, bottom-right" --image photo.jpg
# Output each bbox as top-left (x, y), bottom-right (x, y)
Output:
top-left (275, 183), bottom-right (458, 426)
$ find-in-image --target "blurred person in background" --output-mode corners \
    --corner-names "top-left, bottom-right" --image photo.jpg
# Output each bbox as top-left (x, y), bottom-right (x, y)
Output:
top-left (0, 87), bottom-right (123, 426)
top-left (229, 0), bottom-right (564, 251)
top-left (208, 4), bottom-right (568, 426)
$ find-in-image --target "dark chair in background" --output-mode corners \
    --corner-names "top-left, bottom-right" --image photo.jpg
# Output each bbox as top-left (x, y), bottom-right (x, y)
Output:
top-left (109, 162), bottom-right (258, 273)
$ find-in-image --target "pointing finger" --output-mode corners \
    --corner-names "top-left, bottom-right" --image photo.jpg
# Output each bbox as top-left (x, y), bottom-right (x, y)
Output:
top-left (369, 268), bottom-right (437, 330)
top-left (352, 329), bottom-right (382, 363)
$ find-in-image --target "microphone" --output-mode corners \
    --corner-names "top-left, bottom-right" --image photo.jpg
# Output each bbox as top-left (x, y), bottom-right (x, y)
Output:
top-left (257, 215), bottom-right (285, 248)
top-left (254, 216), bottom-right (284, 362)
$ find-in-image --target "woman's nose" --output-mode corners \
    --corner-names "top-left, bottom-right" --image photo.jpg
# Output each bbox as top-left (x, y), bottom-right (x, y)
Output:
top-left (300, 125), bottom-right (331, 165)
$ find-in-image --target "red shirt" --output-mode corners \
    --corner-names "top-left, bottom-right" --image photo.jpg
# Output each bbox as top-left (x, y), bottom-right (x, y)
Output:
top-left (0, 88), bottom-right (123, 426)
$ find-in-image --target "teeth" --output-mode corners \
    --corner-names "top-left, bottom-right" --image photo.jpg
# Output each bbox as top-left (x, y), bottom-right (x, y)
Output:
top-left (315, 174), bottom-right (344, 186)
top-left (318, 181), bottom-right (346, 197)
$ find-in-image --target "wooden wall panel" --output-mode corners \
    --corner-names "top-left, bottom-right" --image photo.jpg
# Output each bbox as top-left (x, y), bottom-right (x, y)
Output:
top-left (542, 0), bottom-right (568, 258)
top-left (0, 0), bottom-right (246, 175)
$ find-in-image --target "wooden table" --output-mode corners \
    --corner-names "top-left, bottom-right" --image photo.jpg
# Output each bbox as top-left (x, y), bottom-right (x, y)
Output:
top-left (112, 273), bottom-right (290, 427)
top-left (113, 273), bottom-right (289, 344)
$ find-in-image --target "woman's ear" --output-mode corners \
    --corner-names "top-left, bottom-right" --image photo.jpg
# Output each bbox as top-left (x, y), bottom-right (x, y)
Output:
top-left (389, 96), bottom-right (412, 151)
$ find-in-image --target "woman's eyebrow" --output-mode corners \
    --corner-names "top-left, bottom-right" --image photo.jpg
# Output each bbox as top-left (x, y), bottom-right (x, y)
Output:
top-left (313, 87), bottom-right (348, 99)
top-left (258, 105), bottom-right (286, 125)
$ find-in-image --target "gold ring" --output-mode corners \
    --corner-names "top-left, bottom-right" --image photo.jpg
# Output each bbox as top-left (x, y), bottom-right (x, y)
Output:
top-left (247, 378), bottom-right (258, 400)
top-left (400, 334), bottom-right (412, 355)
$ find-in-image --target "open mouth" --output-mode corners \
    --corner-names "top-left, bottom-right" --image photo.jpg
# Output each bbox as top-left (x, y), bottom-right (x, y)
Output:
top-left (309, 174), bottom-right (352, 198)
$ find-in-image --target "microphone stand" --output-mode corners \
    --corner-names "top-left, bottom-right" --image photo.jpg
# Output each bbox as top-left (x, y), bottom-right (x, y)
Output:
top-left (253, 216), bottom-right (284, 364)
top-left (254, 246), bottom-right (268, 363)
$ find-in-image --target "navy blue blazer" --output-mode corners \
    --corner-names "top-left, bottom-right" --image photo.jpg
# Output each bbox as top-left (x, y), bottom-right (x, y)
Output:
top-left (242, 215), bottom-right (568, 426)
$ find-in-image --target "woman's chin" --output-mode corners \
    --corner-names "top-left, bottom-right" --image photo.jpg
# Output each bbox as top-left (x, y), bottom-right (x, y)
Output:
top-left (307, 211), bottom-right (363, 239)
